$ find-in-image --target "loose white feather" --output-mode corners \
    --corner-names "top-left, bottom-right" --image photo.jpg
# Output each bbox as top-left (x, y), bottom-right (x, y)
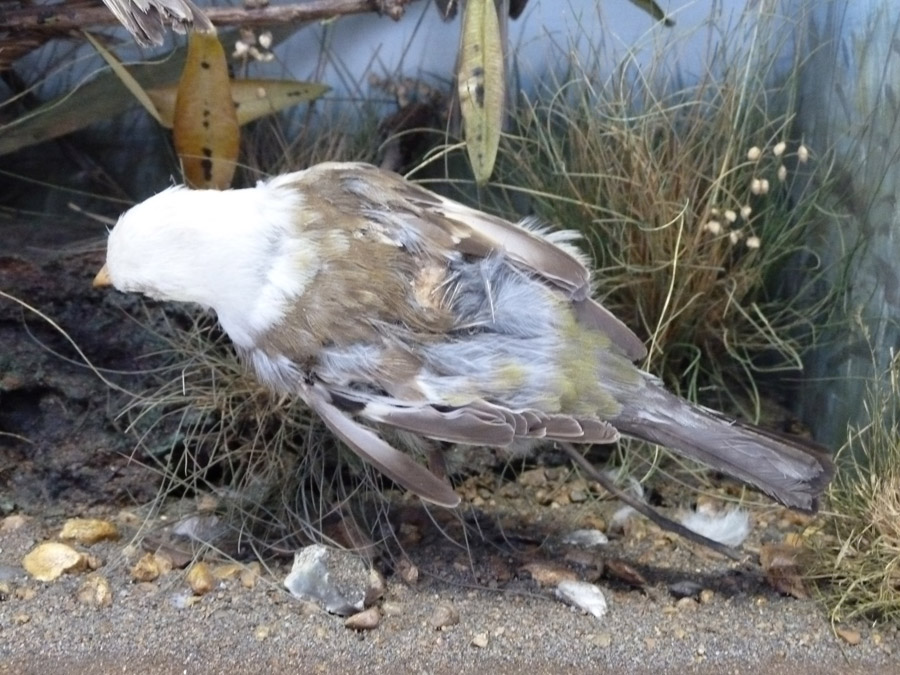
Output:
top-left (680, 506), bottom-right (751, 548)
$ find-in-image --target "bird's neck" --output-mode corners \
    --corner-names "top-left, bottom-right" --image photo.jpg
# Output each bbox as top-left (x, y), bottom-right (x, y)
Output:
top-left (188, 185), bottom-right (309, 350)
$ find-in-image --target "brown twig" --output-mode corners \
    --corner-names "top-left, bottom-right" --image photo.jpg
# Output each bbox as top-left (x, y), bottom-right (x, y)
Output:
top-left (559, 443), bottom-right (745, 561)
top-left (0, 0), bottom-right (421, 36)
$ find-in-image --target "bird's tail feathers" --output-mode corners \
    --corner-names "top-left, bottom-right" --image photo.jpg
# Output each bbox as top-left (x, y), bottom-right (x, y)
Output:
top-left (612, 387), bottom-right (834, 512)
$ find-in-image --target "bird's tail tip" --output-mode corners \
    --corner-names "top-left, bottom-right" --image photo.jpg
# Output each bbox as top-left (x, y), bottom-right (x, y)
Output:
top-left (614, 394), bottom-right (834, 512)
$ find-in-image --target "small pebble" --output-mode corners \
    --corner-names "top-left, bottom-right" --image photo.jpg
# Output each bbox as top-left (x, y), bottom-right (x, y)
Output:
top-left (517, 468), bottom-right (547, 487)
top-left (283, 545), bottom-right (369, 616)
top-left (59, 518), bottom-right (119, 545)
top-left (555, 580), bottom-right (608, 619)
top-left (365, 569), bottom-right (386, 606)
top-left (345, 607), bottom-right (381, 631)
top-left (22, 542), bottom-right (87, 582)
top-left (561, 529), bottom-right (609, 548)
top-left (131, 552), bottom-right (173, 583)
top-left (397, 557), bottom-right (419, 586)
top-left (428, 603), bottom-right (460, 630)
top-left (668, 580), bottom-right (703, 599)
top-left (187, 562), bottom-right (215, 596)
top-left (240, 564), bottom-right (260, 589)
top-left (675, 597), bottom-right (698, 612)
top-left (521, 561), bottom-right (576, 587)
top-left (76, 575), bottom-right (113, 608)
top-left (591, 632), bottom-right (612, 648)
top-left (836, 627), bottom-right (861, 645)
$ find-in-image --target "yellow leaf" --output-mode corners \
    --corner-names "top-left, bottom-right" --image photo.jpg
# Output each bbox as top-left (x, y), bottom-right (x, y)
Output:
top-left (232, 80), bottom-right (330, 126)
top-left (458, 0), bottom-right (505, 184)
top-left (0, 26), bottom-right (300, 157)
top-left (148, 79), bottom-right (329, 129)
top-left (174, 31), bottom-right (240, 189)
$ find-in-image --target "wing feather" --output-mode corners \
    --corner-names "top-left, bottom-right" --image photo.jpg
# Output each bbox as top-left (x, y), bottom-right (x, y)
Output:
top-left (420, 198), bottom-right (647, 360)
top-left (347, 391), bottom-right (621, 448)
top-left (302, 384), bottom-right (461, 507)
top-left (302, 163), bottom-right (646, 361)
top-left (362, 401), bottom-right (517, 445)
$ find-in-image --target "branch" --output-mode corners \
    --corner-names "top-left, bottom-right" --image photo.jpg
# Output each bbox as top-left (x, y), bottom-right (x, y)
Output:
top-left (559, 443), bottom-right (745, 561)
top-left (0, 0), bottom-right (421, 36)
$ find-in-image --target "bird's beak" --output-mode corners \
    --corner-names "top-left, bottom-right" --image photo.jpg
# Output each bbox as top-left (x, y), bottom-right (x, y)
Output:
top-left (93, 264), bottom-right (112, 288)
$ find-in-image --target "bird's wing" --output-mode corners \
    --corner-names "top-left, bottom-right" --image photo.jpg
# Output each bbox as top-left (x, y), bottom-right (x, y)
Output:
top-left (407, 190), bottom-right (648, 361)
top-left (302, 376), bottom-right (618, 506)
top-left (300, 382), bottom-right (461, 507)
top-left (101, 0), bottom-right (213, 46)
top-left (335, 390), bottom-right (621, 446)
top-left (315, 163), bottom-right (647, 361)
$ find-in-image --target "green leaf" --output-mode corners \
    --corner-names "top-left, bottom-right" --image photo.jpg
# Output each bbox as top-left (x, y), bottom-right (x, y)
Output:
top-left (83, 30), bottom-right (164, 125)
top-left (458, 0), bottom-right (505, 184)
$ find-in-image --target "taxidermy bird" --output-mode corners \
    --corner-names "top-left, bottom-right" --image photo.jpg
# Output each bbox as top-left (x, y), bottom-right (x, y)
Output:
top-left (100, 0), bottom-right (213, 46)
top-left (94, 162), bottom-right (833, 512)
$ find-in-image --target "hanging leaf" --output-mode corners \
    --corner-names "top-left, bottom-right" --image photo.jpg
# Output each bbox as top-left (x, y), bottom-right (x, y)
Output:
top-left (458, 0), bottom-right (505, 184)
top-left (173, 31), bottom-right (240, 189)
top-left (147, 79), bottom-right (329, 129)
top-left (0, 26), bottom-right (300, 158)
top-left (625, 0), bottom-right (675, 26)
top-left (508, 0), bottom-right (530, 20)
top-left (88, 25), bottom-right (327, 130)
top-left (437, 0), bottom-right (529, 22)
top-left (434, 0), bottom-right (458, 20)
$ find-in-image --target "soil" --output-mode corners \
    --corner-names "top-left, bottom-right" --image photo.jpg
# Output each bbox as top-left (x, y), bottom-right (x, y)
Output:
top-left (1, 217), bottom-right (898, 675)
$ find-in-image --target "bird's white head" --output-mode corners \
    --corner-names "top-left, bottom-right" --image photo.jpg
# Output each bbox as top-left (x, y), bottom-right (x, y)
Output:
top-left (98, 181), bottom-right (309, 347)
top-left (103, 186), bottom-right (217, 303)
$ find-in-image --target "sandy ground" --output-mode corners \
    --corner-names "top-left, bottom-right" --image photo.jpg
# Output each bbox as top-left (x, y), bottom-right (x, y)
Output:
top-left (1, 517), bottom-right (897, 675)
top-left (1, 217), bottom-right (898, 674)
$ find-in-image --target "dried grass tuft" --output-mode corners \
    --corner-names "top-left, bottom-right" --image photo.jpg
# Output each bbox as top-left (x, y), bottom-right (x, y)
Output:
top-left (809, 349), bottom-right (900, 623)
